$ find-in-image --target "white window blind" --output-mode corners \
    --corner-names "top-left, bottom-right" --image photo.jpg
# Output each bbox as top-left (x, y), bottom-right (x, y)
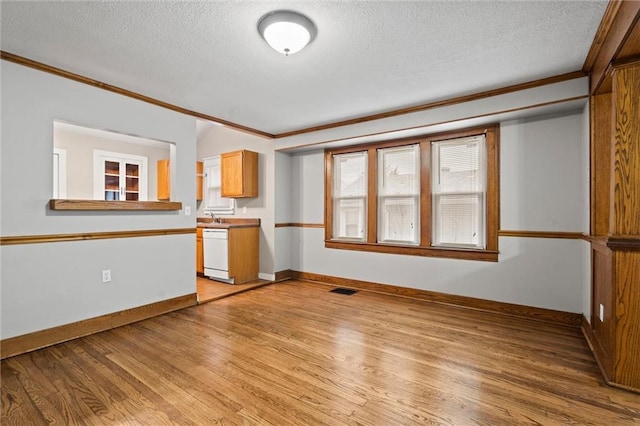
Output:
top-left (431, 135), bottom-right (486, 248)
top-left (377, 144), bottom-right (420, 244)
top-left (333, 152), bottom-right (367, 240)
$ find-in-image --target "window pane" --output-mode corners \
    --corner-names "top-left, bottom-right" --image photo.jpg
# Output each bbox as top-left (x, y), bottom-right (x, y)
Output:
top-left (433, 136), bottom-right (485, 194)
top-left (432, 135), bottom-right (486, 249)
top-left (378, 145), bottom-right (419, 195)
top-left (377, 145), bottom-right (419, 244)
top-left (334, 198), bottom-right (366, 240)
top-left (378, 196), bottom-right (418, 244)
top-left (205, 161), bottom-right (226, 208)
top-left (433, 194), bottom-right (484, 248)
top-left (204, 156), bottom-right (234, 213)
top-left (334, 152), bottom-right (367, 197)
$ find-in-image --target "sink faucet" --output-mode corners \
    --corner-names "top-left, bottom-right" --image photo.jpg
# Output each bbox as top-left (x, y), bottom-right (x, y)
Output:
top-left (206, 211), bottom-right (219, 223)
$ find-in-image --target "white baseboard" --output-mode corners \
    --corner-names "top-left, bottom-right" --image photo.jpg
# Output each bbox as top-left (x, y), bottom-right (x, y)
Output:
top-left (259, 272), bottom-right (275, 281)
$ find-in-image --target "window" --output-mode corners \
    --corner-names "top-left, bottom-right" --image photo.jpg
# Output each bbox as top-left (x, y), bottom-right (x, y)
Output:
top-left (325, 125), bottom-right (499, 261)
top-left (378, 145), bottom-right (420, 245)
top-left (203, 156), bottom-right (235, 214)
top-left (332, 152), bottom-right (367, 240)
top-left (432, 135), bottom-right (485, 249)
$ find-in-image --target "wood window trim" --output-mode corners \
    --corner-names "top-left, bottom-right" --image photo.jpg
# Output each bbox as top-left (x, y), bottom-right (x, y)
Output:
top-left (325, 124), bottom-right (500, 262)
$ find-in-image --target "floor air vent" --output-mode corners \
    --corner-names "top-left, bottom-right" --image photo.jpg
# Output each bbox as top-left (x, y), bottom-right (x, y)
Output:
top-left (330, 287), bottom-right (358, 295)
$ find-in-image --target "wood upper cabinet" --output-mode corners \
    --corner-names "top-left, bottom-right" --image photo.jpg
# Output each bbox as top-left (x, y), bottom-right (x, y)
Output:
top-left (221, 150), bottom-right (258, 198)
top-left (157, 159), bottom-right (170, 201)
top-left (157, 160), bottom-right (204, 201)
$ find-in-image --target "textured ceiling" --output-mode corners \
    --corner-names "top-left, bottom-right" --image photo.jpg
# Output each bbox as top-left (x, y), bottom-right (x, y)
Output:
top-left (1, 1), bottom-right (607, 135)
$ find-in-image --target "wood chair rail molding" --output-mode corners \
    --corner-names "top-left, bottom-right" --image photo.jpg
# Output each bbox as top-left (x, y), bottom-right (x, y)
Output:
top-left (498, 230), bottom-right (586, 240)
top-left (291, 271), bottom-right (582, 327)
top-left (0, 228), bottom-right (195, 246)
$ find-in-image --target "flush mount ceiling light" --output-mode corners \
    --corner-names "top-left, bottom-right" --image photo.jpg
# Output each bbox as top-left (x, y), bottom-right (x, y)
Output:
top-left (258, 10), bottom-right (317, 56)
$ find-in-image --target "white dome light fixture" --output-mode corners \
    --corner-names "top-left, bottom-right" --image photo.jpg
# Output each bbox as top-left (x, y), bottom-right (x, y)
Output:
top-left (258, 10), bottom-right (317, 56)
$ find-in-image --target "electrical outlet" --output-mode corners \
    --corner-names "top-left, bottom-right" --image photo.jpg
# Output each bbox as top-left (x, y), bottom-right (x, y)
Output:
top-left (243, 206), bottom-right (247, 214)
top-left (184, 206), bottom-right (191, 216)
top-left (599, 304), bottom-right (604, 322)
top-left (102, 269), bottom-right (112, 283)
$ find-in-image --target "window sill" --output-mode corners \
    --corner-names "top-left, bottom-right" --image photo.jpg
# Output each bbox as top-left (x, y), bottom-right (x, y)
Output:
top-left (325, 240), bottom-right (498, 262)
top-left (49, 199), bottom-right (183, 211)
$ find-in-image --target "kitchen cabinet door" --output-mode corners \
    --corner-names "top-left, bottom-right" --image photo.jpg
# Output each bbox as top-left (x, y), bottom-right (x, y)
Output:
top-left (93, 150), bottom-right (147, 201)
top-left (221, 150), bottom-right (258, 198)
top-left (157, 160), bottom-right (204, 202)
top-left (196, 161), bottom-right (203, 201)
top-left (157, 159), bottom-right (170, 201)
top-left (196, 227), bottom-right (204, 275)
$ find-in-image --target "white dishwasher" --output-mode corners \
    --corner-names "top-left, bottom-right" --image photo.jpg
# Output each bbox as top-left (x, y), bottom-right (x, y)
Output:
top-left (203, 229), bottom-right (232, 283)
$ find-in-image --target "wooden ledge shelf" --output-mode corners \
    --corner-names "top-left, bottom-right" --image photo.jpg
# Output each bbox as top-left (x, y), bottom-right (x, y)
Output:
top-left (49, 199), bottom-right (183, 211)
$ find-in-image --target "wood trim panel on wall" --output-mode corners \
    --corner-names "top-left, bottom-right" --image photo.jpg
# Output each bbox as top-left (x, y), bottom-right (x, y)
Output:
top-left (0, 51), bottom-right (273, 139)
top-left (0, 228), bottom-right (196, 246)
top-left (591, 92), bottom-right (613, 235)
top-left (291, 271), bottom-right (582, 327)
top-left (583, 0), bottom-right (624, 72)
top-left (1, 293), bottom-right (197, 359)
top-left (583, 1), bottom-right (640, 94)
top-left (581, 315), bottom-right (615, 386)
top-left (612, 60), bottom-right (640, 237)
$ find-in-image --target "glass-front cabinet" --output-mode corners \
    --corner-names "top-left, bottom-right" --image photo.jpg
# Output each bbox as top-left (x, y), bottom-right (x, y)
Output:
top-left (93, 150), bottom-right (148, 201)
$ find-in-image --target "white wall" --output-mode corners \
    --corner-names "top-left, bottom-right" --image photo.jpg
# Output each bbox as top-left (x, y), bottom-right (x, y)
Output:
top-left (274, 152), bottom-right (292, 273)
top-left (290, 149), bottom-right (325, 224)
top-left (500, 113), bottom-right (588, 232)
top-left (196, 123), bottom-right (275, 279)
top-left (289, 111), bottom-right (590, 313)
top-left (1, 61), bottom-right (197, 339)
top-left (0, 60), bottom-right (592, 341)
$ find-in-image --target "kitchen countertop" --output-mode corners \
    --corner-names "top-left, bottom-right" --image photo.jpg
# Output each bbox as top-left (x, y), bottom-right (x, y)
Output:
top-left (197, 217), bottom-right (260, 229)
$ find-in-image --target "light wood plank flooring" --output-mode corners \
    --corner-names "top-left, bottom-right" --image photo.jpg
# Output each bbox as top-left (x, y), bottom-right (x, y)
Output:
top-left (196, 276), bottom-right (270, 304)
top-left (3, 280), bottom-right (640, 425)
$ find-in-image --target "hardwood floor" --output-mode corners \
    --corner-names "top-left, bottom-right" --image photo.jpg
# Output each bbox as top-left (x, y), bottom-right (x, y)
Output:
top-left (3, 280), bottom-right (640, 425)
top-left (196, 276), bottom-right (270, 303)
